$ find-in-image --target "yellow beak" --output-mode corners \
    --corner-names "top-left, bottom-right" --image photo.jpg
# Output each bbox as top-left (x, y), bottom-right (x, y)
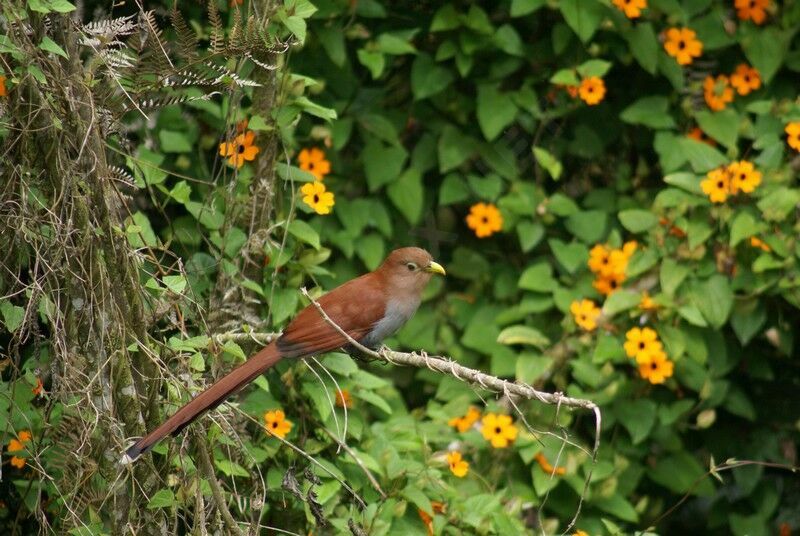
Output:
top-left (425, 261), bottom-right (446, 276)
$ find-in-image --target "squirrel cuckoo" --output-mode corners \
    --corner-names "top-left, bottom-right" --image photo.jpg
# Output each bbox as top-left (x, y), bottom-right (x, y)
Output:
top-left (123, 247), bottom-right (445, 462)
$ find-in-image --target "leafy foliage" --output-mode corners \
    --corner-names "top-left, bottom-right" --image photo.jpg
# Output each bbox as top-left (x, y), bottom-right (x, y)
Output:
top-left (2, 0), bottom-right (800, 535)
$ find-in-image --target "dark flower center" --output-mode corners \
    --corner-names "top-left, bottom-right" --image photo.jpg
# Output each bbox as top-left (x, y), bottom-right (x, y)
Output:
top-left (717, 181), bottom-right (724, 188)
top-left (639, 342), bottom-right (645, 349)
top-left (495, 427), bottom-right (502, 434)
top-left (610, 280), bottom-right (618, 289)
top-left (482, 216), bottom-right (489, 224)
top-left (271, 422), bottom-right (278, 428)
top-left (237, 144), bottom-right (245, 154)
top-left (313, 194), bottom-right (320, 203)
top-left (651, 362), bottom-right (658, 370)
top-left (678, 40), bottom-right (686, 50)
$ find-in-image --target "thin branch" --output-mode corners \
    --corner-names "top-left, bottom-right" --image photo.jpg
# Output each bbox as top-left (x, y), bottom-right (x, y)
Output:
top-left (320, 427), bottom-right (386, 500)
top-left (194, 431), bottom-right (245, 536)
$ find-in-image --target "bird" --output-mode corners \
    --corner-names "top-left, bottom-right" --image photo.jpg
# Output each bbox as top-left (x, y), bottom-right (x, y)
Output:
top-left (123, 247), bottom-right (445, 462)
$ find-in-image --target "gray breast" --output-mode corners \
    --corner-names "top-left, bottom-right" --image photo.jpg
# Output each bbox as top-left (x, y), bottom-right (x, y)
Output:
top-left (360, 298), bottom-right (420, 348)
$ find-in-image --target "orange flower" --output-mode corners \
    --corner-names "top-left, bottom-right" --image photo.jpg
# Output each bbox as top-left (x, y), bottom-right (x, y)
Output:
top-left (335, 388), bottom-right (352, 408)
top-left (612, 0), bottom-right (647, 18)
top-left (785, 122), bottom-right (800, 152)
top-left (570, 299), bottom-right (601, 331)
top-left (663, 28), bottom-right (703, 66)
top-left (701, 167), bottom-right (731, 203)
top-left (7, 431), bottom-right (32, 469)
top-left (297, 147), bottom-right (331, 181)
top-left (637, 349), bottom-right (674, 384)
top-left (735, 0), bottom-right (769, 24)
top-left (750, 236), bottom-right (770, 252)
top-left (687, 127), bottom-right (716, 146)
top-left (593, 272), bottom-right (625, 296)
top-left (481, 413), bottom-right (518, 448)
top-left (624, 327), bottom-right (663, 364)
top-left (218, 130), bottom-right (260, 168)
top-left (639, 292), bottom-right (658, 311)
top-left (448, 406), bottom-right (481, 433)
top-left (578, 77), bottom-right (606, 106)
top-left (0, 75), bottom-right (7, 97)
top-left (466, 203), bottom-right (503, 238)
top-left (730, 64), bottom-right (761, 96)
top-left (728, 160), bottom-right (762, 194)
top-left (574, 531), bottom-right (590, 536)
top-left (32, 377), bottom-right (43, 396)
top-left (263, 409), bottom-right (292, 439)
top-left (446, 451), bottom-right (469, 477)
top-left (564, 84), bottom-right (579, 98)
top-left (703, 75), bottom-right (734, 112)
top-left (535, 453), bottom-right (566, 475)
top-left (301, 181), bottom-right (335, 215)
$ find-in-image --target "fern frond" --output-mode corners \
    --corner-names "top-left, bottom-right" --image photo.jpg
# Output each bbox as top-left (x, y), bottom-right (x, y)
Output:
top-left (170, 5), bottom-right (199, 63)
top-left (208, 0), bottom-right (224, 55)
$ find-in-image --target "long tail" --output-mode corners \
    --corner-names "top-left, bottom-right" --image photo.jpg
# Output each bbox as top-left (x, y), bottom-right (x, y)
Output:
top-left (122, 342), bottom-right (283, 462)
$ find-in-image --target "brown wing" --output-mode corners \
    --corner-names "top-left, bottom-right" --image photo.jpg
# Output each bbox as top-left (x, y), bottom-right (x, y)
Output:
top-left (276, 273), bottom-right (388, 358)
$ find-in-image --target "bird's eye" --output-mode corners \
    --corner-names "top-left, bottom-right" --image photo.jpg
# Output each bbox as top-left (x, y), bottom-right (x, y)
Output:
top-left (406, 262), bottom-right (417, 271)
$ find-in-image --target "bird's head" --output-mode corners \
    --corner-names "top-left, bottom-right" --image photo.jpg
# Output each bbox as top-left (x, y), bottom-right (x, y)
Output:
top-left (378, 247), bottom-right (446, 294)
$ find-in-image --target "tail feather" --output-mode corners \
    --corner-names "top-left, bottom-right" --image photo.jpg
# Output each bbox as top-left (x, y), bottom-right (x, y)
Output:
top-left (123, 342), bottom-right (283, 462)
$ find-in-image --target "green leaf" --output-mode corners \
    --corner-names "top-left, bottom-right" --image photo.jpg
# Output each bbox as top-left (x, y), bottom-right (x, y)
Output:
top-left (729, 211), bottom-right (762, 247)
top-left (548, 239), bottom-right (587, 274)
top-left (594, 494), bottom-right (639, 523)
top-left (438, 125), bottom-right (474, 173)
top-left (576, 59), bottom-right (611, 78)
top-left (678, 137), bottom-right (727, 172)
top-left (387, 168), bottom-right (424, 224)
top-left (185, 201), bottom-right (225, 230)
top-left (439, 173), bottom-right (470, 205)
top-left (510, 0), bottom-right (546, 16)
top-left (618, 209), bottom-right (659, 233)
top-left (0, 300), bottom-right (25, 333)
top-left (476, 85), bottom-right (518, 141)
top-left (549, 68), bottom-right (580, 86)
top-left (357, 49), bottom-right (385, 78)
top-left (696, 109), bottom-right (739, 150)
top-left (565, 210), bottom-right (608, 243)
top-left (38, 36), bottom-right (68, 58)
top-left (411, 53), bottom-right (453, 100)
top-left (288, 219), bottom-right (321, 250)
top-left (648, 452), bottom-right (715, 496)
top-left (222, 341), bottom-right (247, 361)
top-left (518, 263), bottom-right (555, 292)
top-left (517, 221), bottom-right (544, 252)
top-left (741, 27), bottom-right (788, 84)
top-left (402, 485), bottom-right (432, 516)
top-left (147, 489), bottom-right (176, 509)
top-left (533, 146), bottom-right (562, 180)
top-left (362, 139), bottom-right (408, 191)
top-left (602, 290), bottom-right (641, 317)
top-left (376, 32), bottom-right (417, 55)
top-left (268, 288), bottom-right (298, 326)
top-left (215, 459), bottom-right (250, 477)
top-left (282, 15), bottom-right (307, 42)
top-left (162, 275), bottom-right (187, 295)
top-left (355, 390), bottom-right (393, 414)
top-left (430, 4), bottom-right (460, 31)
top-left (293, 96), bottom-right (337, 121)
top-left (356, 234), bottom-right (385, 270)
top-left (615, 399), bottom-right (657, 444)
top-left (497, 325), bottom-right (550, 349)
top-left (624, 23), bottom-right (659, 74)
top-left (660, 258), bottom-right (689, 296)
top-left (158, 130), bottom-right (192, 153)
top-left (493, 25), bottom-right (524, 56)
top-left (317, 25), bottom-right (346, 66)
top-left (757, 187), bottom-right (800, 221)
top-left (559, 0), bottom-right (605, 43)
top-left (46, 0), bottom-right (77, 12)
top-left (692, 275), bottom-right (733, 329)
top-left (620, 96), bottom-right (675, 129)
